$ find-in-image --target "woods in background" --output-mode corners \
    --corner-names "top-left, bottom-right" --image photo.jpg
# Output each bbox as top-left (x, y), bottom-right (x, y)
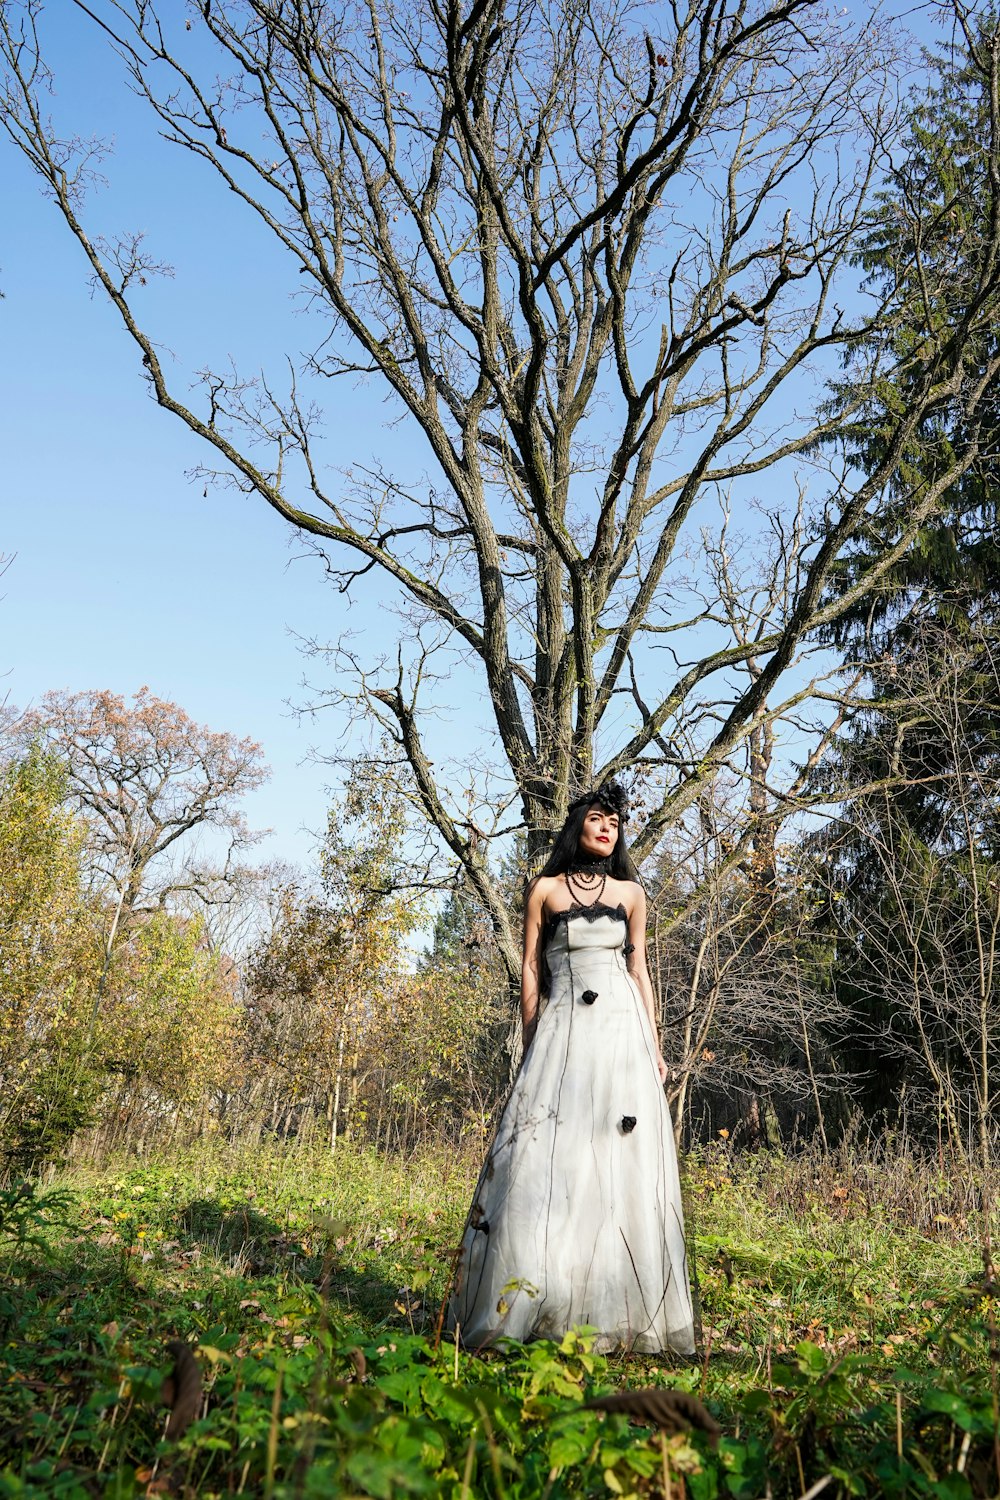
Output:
top-left (2, 622), bottom-right (998, 1180)
top-left (2, 2), bottom-right (999, 1179)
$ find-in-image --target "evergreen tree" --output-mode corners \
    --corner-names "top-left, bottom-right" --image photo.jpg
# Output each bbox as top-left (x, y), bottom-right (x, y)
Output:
top-left (811, 21), bottom-right (1000, 1151)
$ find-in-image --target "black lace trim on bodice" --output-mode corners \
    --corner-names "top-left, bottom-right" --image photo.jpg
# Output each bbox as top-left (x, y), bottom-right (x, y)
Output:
top-left (540, 902), bottom-right (634, 994)
top-left (542, 900), bottom-right (629, 947)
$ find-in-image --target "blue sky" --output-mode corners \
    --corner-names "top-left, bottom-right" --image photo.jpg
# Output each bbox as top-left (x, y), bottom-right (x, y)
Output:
top-left (2, 3), bottom-right (428, 869)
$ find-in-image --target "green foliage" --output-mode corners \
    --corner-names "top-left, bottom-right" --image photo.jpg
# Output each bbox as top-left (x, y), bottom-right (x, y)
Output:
top-left (0, 745), bottom-right (100, 1174)
top-left (0, 743), bottom-right (247, 1173)
top-left (7, 1041), bottom-right (104, 1179)
top-left (0, 1140), bottom-right (996, 1497)
top-left (0, 1180), bottom-right (74, 1265)
top-left (99, 910), bottom-right (240, 1109)
top-left (826, 21), bottom-right (1000, 643)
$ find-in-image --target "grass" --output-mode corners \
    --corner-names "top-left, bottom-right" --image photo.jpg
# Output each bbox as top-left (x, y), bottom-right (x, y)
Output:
top-left (0, 1137), bottom-right (997, 1498)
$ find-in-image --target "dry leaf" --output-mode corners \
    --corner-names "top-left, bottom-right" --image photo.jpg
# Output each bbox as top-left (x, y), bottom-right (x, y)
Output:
top-left (161, 1340), bottom-right (202, 1439)
top-left (584, 1387), bottom-right (722, 1447)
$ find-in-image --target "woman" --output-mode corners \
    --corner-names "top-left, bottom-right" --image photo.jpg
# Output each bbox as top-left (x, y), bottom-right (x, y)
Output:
top-left (449, 783), bottom-right (695, 1355)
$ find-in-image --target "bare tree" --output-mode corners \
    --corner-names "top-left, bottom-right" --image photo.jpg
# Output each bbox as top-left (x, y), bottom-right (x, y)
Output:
top-left (170, 858), bottom-right (299, 960)
top-left (21, 687), bottom-right (269, 921)
top-left (645, 780), bottom-right (850, 1149)
top-left (3, 0), bottom-right (1000, 989)
top-left (823, 627), bottom-right (1000, 1172)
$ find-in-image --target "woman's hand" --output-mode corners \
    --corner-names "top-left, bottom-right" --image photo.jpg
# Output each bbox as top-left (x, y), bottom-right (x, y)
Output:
top-left (656, 1052), bottom-right (668, 1085)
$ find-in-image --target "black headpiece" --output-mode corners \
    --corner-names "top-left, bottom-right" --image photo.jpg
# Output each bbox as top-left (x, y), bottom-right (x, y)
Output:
top-left (572, 779), bottom-right (629, 823)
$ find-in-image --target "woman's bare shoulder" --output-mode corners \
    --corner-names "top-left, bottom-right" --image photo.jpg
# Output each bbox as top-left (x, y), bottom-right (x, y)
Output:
top-left (525, 874), bottom-right (559, 908)
top-left (610, 876), bottom-right (645, 915)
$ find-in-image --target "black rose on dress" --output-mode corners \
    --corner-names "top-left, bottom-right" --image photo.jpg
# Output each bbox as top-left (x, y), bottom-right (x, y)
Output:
top-left (621, 1115), bottom-right (637, 1134)
top-left (582, 989), bottom-right (598, 1005)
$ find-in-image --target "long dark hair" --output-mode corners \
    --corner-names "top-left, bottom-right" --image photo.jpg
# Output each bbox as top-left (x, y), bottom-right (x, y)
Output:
top-left (533, 781), bottom-right (639, 884)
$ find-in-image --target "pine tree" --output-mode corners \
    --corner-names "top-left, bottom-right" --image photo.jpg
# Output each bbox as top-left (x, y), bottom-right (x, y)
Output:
top-left (812, 21), bottom-right (1000, 1150)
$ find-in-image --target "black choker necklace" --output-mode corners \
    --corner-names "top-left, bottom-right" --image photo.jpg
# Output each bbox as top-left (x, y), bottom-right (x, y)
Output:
top-left (566, 856), bottom-right (610, 906)
top-left (567, 857), bottom-right (610, 875)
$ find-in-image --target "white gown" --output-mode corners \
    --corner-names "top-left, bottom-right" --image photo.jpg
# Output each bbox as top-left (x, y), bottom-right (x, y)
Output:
top-left (450, 901), bottom-right (695, 1354)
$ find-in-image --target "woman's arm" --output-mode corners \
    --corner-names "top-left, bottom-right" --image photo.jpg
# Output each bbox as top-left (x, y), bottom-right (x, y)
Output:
top-left (521, 879), bottom-right (547, 1051)
top-left (625, 885), bottom-right (668, 1084)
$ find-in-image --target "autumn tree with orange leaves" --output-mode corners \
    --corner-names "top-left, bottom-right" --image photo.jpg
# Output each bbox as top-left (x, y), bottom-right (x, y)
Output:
top-left (22, 688), bottom-right (269, 921)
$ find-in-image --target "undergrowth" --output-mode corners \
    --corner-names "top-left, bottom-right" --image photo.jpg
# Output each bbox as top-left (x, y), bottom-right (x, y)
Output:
top-left (0, 1139), bottom-right (996, 1497)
